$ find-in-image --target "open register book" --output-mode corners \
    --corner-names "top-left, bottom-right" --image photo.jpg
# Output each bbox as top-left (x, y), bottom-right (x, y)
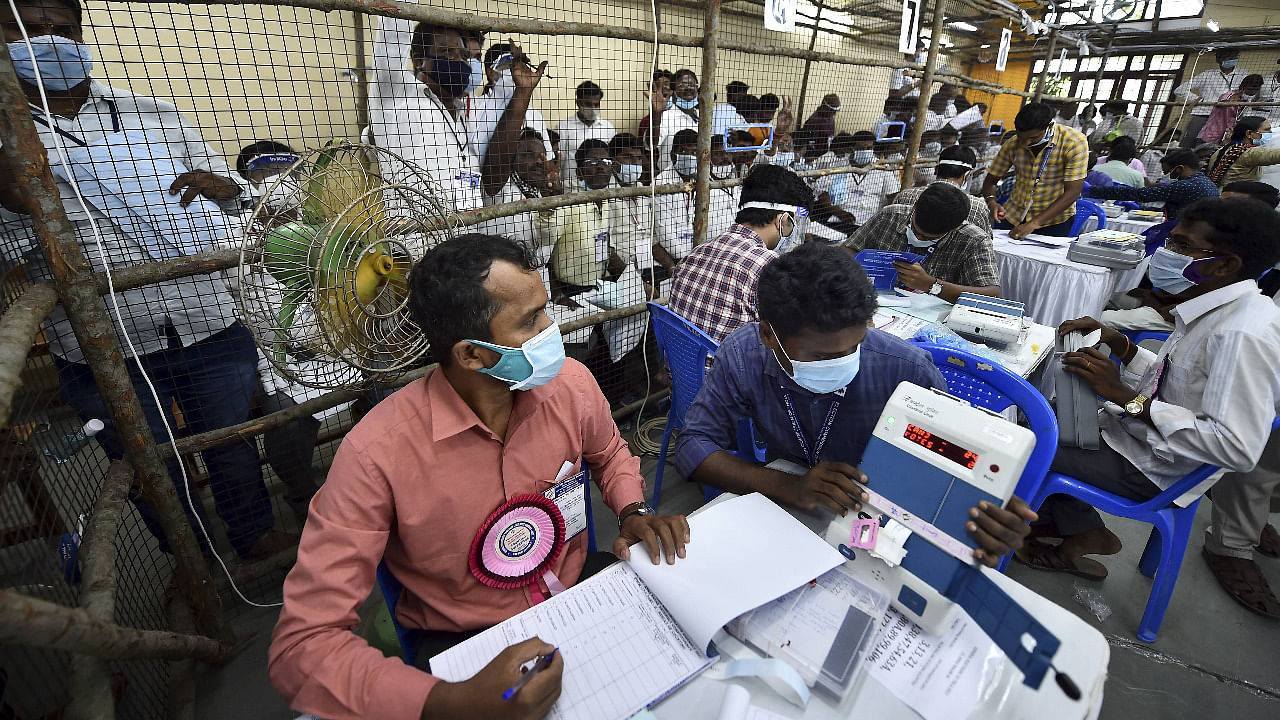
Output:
top-left (429, 493), bottom-right (845, 720)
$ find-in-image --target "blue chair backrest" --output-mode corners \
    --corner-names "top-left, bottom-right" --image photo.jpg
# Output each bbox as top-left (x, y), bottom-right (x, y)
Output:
top-left (918, 344), bottom-right (1059, 500)
top-left (375, 559), bottom-right (418, 665)
top-left (1072, 199), bottom-right (1107, 236)
top-left (647, 302), bottom-right (720, 429)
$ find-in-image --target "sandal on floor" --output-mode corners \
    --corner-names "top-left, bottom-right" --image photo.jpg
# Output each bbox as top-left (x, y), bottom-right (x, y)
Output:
top-left (1202, 548), bottom-right (1280, 619)
top-left (1014, 540), bottom-right (1108, 580)
top-left (1257, 524), bottom-right (1279, 559)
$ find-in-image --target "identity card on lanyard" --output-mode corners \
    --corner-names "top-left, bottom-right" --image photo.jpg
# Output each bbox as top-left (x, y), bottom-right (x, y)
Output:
top-left (782, 387), bottom-right (845, 468)
top-left (544, 460), bottom-right (589, 539)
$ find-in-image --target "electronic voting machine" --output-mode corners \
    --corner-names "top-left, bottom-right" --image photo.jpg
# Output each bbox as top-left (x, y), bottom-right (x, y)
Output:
top-left (1067, 229), bottom-right (1145, 269)
top-left (824, 382), bottom-right (1064, 690)
top-left (944, 292), bottom-right (1025, 348)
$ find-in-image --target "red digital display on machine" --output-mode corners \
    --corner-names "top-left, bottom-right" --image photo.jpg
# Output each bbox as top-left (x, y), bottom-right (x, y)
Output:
top-left (903, 424), bottom-right (978, 469)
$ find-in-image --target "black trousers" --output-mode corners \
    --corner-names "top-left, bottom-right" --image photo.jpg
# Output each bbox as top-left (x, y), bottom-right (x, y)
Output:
top-left (412, 551), bottom-right (620, 672)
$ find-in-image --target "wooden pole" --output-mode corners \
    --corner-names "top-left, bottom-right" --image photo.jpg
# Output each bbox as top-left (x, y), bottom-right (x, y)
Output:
top-left (0, 281), bottom-right (58, 427)
top-left (692, 0), bottom-right (722, 247)
top-left (1033, 29), bottom-right (1058, 102)
top-left (794, 1), bottom-right (825, 130)
top-left (0, 590), bottom-right (230, 663)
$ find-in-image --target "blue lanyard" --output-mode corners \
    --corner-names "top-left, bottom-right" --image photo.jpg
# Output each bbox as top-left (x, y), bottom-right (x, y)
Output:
top-left (29, 98), bottom-right (120, 148)
top-left (781, 387), bottom-right (844, 468)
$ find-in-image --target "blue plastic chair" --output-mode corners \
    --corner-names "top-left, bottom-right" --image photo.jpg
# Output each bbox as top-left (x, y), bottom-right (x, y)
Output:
top-left (647, 303), bottom-right (720, 509)
top-left (376, 560), bottom-right (423, 666)
top-left (1026, 418), bottom-right (1280, 643)
top-left (378, 464), bottom-right (599, 664)
top-left (916, 344), bottom-right (1058, 572)
top-left (1071, 198), bottom-right (1108, 236)
top-left (1119, 330), bottom-right (1171, 348)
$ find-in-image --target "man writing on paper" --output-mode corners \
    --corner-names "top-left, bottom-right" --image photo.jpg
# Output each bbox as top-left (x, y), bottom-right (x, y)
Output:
top-left (673, 244), bottom-right (1037, 568)
top-left (983, 102), bottom-right (1088, 239)
top-left (270, 235), bottom-right (690, 720)
top-left (841, 183), bottom-right (1000, 303)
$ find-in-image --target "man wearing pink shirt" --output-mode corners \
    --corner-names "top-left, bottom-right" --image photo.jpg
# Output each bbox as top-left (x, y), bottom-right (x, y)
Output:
top-left (269, 234), bottom-right (689, 720)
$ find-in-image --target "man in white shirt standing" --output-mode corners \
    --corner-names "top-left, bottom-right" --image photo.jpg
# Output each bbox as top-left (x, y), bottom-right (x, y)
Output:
top-left (556, 80), bottom-right (616, 185)
top-left (1, 0), bottom-right (290, 560)
top-left (469, 42), bottom-right (552, 167)
top-left (1018, 198), bottom-right (1280, 588)
top-left (652, 129), bottom-right (700, 273)
top-left (655, 68), bottom-right (701, 173)
top-left (889, 42), bottom-right (926, 100)
top-left (1175, 49), bottom-right (1246, 148)
top-left (369, 3), bottom-right (545, 213)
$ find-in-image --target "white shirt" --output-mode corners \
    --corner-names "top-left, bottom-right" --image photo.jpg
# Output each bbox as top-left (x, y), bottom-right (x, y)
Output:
top-left (468, 73), bottom-right (551, 167)
top-left (655, 106), bottom-right (699, 173)
top-left (1104, 281), bottom-right (1280, 490)
top-left (607, 190), bottom-right (655, 270)
top-left (369, 11), bottom-right (483, 213)
top-left (889, 68), bottom-right (919, 99)
top-left (711, 103), bottom-right (747, 135)
top-left (653, 167), bottom-right (697, 260)
top-left (839, 168), bottom-right (901, 225)
top-left (555, 113), bottom-right (616, 183)
top-left (1174, 67), bottom-right (1246, 117)
top-left (0, 81), bottom-right (241, 363)
top-left (474, 179), bottom-right (561, 268)
top-left (706, 178), bottom-right (740, 241)
top-left (1057, 114), bottom-right (1082, 131)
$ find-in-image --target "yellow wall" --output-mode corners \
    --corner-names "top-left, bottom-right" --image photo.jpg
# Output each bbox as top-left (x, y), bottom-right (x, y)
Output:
top-left (1203, 0), bottom-right (1279, 27)
top-left (75, 1), bottom-right (986, 161)
top-left (963, 60), bottom-right (1033, 129)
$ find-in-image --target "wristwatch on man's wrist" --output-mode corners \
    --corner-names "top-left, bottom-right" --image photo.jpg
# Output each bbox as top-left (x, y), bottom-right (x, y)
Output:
top-left (928, 280), bottom-right (944, 296)
top-left (618, 501), bottom-right (656, 529)
top-left (1124, 393), bottom-right (1149, 417)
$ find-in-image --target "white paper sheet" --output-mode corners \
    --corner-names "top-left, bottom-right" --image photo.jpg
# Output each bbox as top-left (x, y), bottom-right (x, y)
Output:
top-left (429, 562), bottom-right (714, 720)
top-left (866, 608), bottom-right (1001, 720)
top-left (626, 493), bottom-right (845, 655)
top-left (717, 685), bottom-right (791, 720)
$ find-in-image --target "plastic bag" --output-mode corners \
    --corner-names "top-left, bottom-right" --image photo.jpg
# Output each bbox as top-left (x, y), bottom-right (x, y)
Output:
top-left (1073, 582), bottom-right (1112, 622)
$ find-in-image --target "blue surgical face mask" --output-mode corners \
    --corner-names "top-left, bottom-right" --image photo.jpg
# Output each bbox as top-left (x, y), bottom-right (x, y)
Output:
top-left (1147, 247), bottom-right (1223, 294)
top-left (772, 151), bottom-right (795, 167)
top-left (923, 142), bottom-right (943, 156)
top-left (1221, 59), bottom-right (1238, 71)
top-left (673, 153), bottom-right (698, 177)
top-left (618, 163), bottom-right (644, 185)
top-left (426, 56), bottom-right (473, 98)
top-left (674, 96), bottom-right (699, 111)
top-left (8, 35), bottom-right (94, 91)
top-left (771, 326), bottom-right (862, 395)
top-left (465, 58), bottom-right (484, 95)
top-left (468, 323), bottom-right (566, 391)
top-left (1259, 132), bottom-right (1274, 146)
top-left (853, 149), bottom-right (876, 166)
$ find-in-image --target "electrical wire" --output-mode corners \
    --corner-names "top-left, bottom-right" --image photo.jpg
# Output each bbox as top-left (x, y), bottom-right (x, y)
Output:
top-left (10, 1), bottom-right (280, 608)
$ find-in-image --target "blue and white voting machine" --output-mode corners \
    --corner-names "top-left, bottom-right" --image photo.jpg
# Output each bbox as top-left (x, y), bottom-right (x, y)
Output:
top-left (817, 383), bottom-right (1065, 691)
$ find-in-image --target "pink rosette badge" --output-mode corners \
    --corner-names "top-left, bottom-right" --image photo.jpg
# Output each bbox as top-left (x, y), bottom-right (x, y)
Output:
top-left (469, 494), bottom-right (568, 601)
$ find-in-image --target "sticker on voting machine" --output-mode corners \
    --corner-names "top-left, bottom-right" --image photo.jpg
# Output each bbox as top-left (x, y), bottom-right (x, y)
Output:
top-left (545, 468), bottom-right (589, 540)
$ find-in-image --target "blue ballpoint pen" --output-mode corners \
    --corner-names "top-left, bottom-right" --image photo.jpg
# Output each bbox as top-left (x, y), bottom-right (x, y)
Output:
top-left (502, 648), bottom-right (558, 702)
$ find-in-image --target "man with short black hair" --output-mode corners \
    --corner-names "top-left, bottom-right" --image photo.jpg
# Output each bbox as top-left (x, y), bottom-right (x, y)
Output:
top-left (1221, 180), bottom-right (1280, 208)
top-left (674, 243), bottom-right (1036, 567)
top-left (1022, 198), bottom-right (1280, 591)
top-left (1089, 99), bottom-right (1143, 151)
top-left (843, 184), bottom-right (1000, 301)
top-left (893, 145), bottom-right (991, 234)
top-left (271, 234), bottom-right (689, 719)
top-left (653, 128), bottom-right (701, 272)
top-left (606, 133), bottom-right (659, 285)
top-left (667, 164), bottom-right (814, 342)
top-left (983, 102), bottom-right (1089, 238)
top-left (549, 139), bottom-right (614, 293)
top-left (655, 68), bottom-right (701, 172)
top-left (557, 80), bottom-right (616, 183)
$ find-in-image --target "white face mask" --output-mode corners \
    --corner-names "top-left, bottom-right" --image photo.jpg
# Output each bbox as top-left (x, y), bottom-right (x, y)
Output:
top-left (673, 153), bottom-right (698, 177)
top-left (923, 142), bottom-right (942, 156)
top-left (578, 105), bottom-right (599, 123)
top-left (772, 151), bottom-right (795, 168)
top-left (712, 163), bottom-right (734, 179)
top-left (906, 225), bottom-right (937, 248)
top-left (617, 163), bottom-right (644, 185)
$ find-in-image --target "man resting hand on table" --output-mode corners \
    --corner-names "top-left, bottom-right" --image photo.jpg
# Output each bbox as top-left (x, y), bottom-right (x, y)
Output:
top-left (673, 243), bottom-right (1036, 568)
top-left (1024, 198), bottom-right (1280, 604)
top-left (269, 234), bottom-right (689, 720)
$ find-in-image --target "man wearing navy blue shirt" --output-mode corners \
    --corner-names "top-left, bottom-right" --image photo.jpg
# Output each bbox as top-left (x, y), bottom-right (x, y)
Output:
top-left (674, 243), bottom-right (1036, 566)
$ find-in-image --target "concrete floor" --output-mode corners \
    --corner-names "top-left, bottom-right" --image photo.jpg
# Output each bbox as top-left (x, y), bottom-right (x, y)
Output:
top-left (194, 451), bottom-right (1280, 720)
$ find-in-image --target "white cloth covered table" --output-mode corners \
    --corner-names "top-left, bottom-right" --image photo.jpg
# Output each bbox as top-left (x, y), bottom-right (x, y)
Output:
top-left (992, 230), bottom-right (1149, 329)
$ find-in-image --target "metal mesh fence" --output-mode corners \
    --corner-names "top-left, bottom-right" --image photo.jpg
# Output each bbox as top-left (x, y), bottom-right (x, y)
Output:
top-left (6, 0), bottom-right (1271, 716)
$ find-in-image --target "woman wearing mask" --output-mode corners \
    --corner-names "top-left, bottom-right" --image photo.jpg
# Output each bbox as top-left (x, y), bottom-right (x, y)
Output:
top-left (1207, 117), bottom-right (1280, 187)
